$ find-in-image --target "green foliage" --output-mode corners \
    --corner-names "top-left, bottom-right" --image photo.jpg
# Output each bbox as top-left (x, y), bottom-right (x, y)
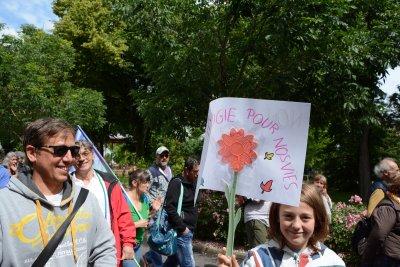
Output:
top-left (108, 143), bottom-right (150, 169)
top-left (53, 0), bottom-right (150, 156)
top-left (305, 127), bottom-right (333, 171)
top-left (148, 127), bottom-right (204, 171)
top-left (326, 195), bottom-right (367, 266)
top-left (51, 0), bottom-right (400, 196)
top-left (0, 25), bottom-right (106, 148)
top-left (196, 190), bottom-right (247, 246)
top-left (53, 0), bottom-right (128, 67)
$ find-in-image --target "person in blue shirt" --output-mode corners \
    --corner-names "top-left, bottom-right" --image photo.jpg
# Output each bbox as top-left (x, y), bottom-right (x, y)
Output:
top-left (0, 165), bottom-right (10, 188)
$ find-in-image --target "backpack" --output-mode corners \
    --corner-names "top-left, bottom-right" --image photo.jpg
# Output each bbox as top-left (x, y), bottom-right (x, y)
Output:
top-left (366, 181), bottom-right (387, 203)
top-left (351, 217), bottom-right (372, 255)
top-left (147, 179), bottom-right (183, 256)
top-left (351, 197), bottom-right (397, 255)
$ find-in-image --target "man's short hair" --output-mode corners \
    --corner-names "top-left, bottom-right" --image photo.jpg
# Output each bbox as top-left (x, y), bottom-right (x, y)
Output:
top-left (374, 157), bottom-right (397, 178)
top-left (23, 118), bottom-right (75, 151)
top-left (75, 140), bottom-right (94, 152)
top-left (184, 156), bottom-right (200, 171)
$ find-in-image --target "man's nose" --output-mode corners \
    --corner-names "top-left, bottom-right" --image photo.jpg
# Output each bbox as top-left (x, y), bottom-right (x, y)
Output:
top-left (63, 150), bottom-right (74, 162)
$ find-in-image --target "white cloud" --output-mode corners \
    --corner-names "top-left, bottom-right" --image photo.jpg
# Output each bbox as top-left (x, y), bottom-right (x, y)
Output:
top-left (0, 26), bottom-right (18, 37)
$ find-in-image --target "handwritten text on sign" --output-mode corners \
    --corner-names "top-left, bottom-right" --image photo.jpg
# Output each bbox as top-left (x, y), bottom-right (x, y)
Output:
top-left (197, 98), bottom-right (311, 206)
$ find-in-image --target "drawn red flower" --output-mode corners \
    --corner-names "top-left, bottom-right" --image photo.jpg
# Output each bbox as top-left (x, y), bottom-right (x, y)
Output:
top-left (217, 128), bottom-right (258, 172)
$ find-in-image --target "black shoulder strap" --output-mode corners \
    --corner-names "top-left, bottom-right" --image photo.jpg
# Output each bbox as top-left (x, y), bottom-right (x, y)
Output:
top-left (32, 188), bottom-right (89, 267)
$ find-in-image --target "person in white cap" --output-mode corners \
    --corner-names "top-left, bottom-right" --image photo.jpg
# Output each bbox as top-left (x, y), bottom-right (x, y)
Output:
top-left (146, 146), bottom-right (173, 205)
top-left (143, 146), bottom-right (173, 267)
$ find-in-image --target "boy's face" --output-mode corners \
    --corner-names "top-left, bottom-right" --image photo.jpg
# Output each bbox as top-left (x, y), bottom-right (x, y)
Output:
top-left (27, 131), bottom-right (76, 191)
top-left (278, 201), bottom-right (315, 251)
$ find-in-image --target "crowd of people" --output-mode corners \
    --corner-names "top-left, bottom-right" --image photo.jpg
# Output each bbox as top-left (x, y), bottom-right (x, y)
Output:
top-left (0, 117), bottom-right (400, 266)
top-left (0, 118), bottom-right (201, 267)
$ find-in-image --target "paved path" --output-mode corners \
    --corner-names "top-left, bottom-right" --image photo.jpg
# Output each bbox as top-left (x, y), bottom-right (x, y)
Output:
top-left (139, 240), bottom-right (218, 267)
top-left (138, 239), bottom-right (246, 267)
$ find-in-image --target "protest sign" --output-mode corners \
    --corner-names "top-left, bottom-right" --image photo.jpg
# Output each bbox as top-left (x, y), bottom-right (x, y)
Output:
top-left (197, 97), bottom-right (311, 206)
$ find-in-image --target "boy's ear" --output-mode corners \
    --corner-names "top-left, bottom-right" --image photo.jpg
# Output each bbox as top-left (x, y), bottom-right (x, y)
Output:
top-left (25, 145), bottom-right (37, 165)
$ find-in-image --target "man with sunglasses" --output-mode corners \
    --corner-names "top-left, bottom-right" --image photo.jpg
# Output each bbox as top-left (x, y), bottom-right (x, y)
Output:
top-left (147, 146), bottom-right (173, 205)
top-left (71, 140), bottom-right (136, 267)
top-left (144, 146), bottom-right (173, 267)
top-left (0, 118), bottom-right (116, 266)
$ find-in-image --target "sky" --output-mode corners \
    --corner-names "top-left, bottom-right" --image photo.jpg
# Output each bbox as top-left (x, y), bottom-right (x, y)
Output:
top-left (0, 0), bottom-right (57, 36)
top-left (0, 0), bottom-right (399, 96)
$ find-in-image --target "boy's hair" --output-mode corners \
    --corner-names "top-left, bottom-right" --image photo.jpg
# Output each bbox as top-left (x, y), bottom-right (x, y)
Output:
top-left (268, 183), bottom-right (329, 251)
top-left (23, 118), bottom-right (75, 164)
top-left (128, 169), bottom-right (150, 189)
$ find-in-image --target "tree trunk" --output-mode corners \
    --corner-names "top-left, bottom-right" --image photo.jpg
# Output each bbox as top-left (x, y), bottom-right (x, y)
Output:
top-left (359, 126), bottom-right (370, 200)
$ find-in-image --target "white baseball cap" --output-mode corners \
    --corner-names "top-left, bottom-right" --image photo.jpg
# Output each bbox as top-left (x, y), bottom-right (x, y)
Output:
top-left (156, 146), bottom-right (169, 155)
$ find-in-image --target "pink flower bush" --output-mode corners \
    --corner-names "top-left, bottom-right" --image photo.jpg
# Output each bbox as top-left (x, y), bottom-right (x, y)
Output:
top-left (326, 194), bottom-right (367, 265)
top-left (349, 194), bottom-right (363, 204)
top-left (345, 213), bottom-right (361, 228)
top-left (336, 201), bottom-right (346, 210)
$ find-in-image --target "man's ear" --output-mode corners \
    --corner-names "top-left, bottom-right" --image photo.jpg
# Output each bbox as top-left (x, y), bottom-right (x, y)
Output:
top-left (25, 145), bottom-right (37, 165)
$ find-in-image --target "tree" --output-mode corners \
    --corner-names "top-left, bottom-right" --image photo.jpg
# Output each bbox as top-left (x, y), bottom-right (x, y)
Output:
top-left (53, 0), bottom-right (150, 156)
top-left (52, 0), bottom-right (400, 195)
top-left (121, 0), bottom-right (400, 196)
top-left (0, 25), bottom-right (106, 149)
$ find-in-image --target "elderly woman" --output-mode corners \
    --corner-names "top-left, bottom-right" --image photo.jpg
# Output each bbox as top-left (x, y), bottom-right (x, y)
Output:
top-left (361, 173), bottom-right (400, 266)
top-left (2, 152), bottom-right (18, 177)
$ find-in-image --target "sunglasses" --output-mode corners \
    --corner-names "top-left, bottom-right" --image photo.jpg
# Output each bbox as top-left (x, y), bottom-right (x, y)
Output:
top-left (39, 145), bottom-right (81, 157)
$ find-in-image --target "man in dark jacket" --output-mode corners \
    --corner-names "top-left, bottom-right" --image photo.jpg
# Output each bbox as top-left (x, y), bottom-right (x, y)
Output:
top-left (367, 158), bottom-right (399, 217)
top-left (163, 156), bottom-right (200, 267)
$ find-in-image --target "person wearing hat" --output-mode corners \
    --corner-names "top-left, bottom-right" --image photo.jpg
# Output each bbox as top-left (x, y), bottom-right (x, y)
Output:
top-left (146, 146), bottom-right (173, 205)
top-left (144, 146), bottom-right (173, 267)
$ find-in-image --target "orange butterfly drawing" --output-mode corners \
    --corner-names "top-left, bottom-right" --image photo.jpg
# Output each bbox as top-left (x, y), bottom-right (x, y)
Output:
top-left (260, 179), bottom-right (273, 194)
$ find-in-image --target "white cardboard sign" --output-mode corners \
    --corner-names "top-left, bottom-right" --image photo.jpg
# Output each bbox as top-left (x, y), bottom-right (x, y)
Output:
top-left (196, 97), bottom-right (311, 206)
